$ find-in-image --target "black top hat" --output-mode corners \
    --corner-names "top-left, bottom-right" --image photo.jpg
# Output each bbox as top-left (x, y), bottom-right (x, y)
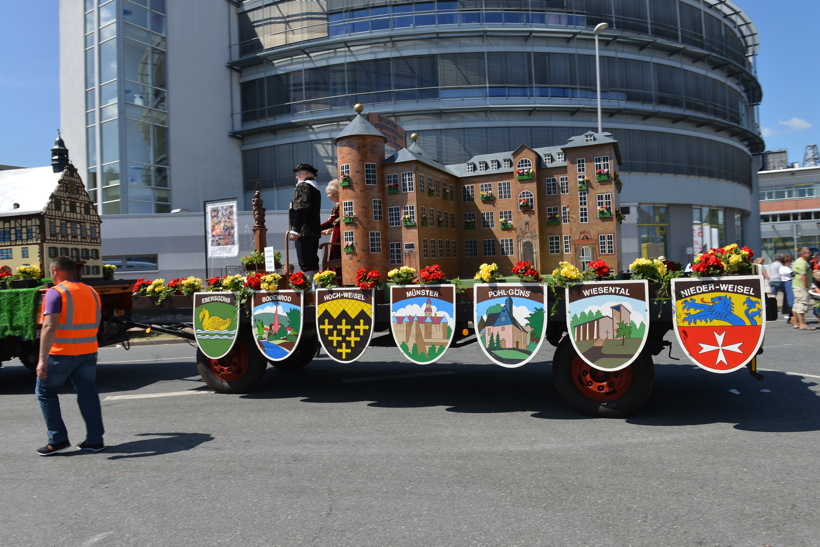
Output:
top-left (294, 163), bottom-right (319, 175)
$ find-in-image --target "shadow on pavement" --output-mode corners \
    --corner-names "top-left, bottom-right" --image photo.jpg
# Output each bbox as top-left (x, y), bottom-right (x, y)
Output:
top-left (103, 432), bottom-right (214, 459)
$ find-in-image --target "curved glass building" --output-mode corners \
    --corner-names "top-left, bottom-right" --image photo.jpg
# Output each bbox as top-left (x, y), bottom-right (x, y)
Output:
top-left (234, 0), bottom-right (762, 263)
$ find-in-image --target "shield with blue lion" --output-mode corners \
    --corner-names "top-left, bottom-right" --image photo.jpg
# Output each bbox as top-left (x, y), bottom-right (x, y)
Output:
top-left (671, 276), bottom-right (765, 373)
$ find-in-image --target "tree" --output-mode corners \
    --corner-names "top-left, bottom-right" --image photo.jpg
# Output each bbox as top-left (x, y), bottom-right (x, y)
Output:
top-left (616, 321), bottom-right (632, 345)
top-left (285, 308), bottom-right (301, 335)
top-left (527, 307), bottom-right (544, 342)
top-left (495, 333), bottom-right (502, 349)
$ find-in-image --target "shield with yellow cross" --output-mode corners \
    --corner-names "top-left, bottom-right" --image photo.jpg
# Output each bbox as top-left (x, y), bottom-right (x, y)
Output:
top-left (315, 288), bottom-right (374, 363)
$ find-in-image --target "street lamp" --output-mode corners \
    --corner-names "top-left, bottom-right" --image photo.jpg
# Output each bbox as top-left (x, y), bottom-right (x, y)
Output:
top-left (593, 22), bottom-right (609, 134)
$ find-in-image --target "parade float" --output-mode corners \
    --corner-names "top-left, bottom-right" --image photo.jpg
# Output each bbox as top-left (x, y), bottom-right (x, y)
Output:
top-left (125, 107), bottom-right (775, 418)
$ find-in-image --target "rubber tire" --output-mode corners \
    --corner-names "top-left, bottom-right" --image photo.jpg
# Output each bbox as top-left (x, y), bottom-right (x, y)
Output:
top-left (19, 341), bottom-right (40, 372)
top-left (196, 325), bottom-right (267, 394)
top-left (552, 336), bottom-right (654, 418)
top-left (271, 325), bottom-right (318, 371)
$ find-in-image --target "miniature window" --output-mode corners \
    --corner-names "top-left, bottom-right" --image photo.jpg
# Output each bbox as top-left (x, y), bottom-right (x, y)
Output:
top-left (585, 134), bottom-right (594, 142)
top-left (464, 240), bottom-right (478, 257)
top-left (549, 236), bottom-right (560, 254)
top-left (401, 172), bottom-right (414, 193)
top-left (599, 234), bottom-right (614, 254)
top-left (516, 158), bottom-right (532, 170)
top-left (594, 156), bottom-right (611, 172)
top-left (466, 163), bottom-right (475, 173)
top-left (372, 199), bottom-right (383, 221)
top-left (562, 205), bottom-right (570, 223)
top-left (503, 158), bottom-right (512, 168)
top-left (597, 193), bottom-right (612, 209)
top-left (546, 177), bottom-right (557, 195)
top-left (422, 238), bottom-right (428, 259)
top-left (343, 200), bottom-right (354, 217)
top-left (577, 158), bottom-right (585, 173)
top-left (365, 163), bottom-right (377, 185)
top-left (482, 211), bottom-right (494, 228)
top-left (563, 235), bottom-right (571, 254)
top-left (370, 231), bottom-right (382, 253)
top-left (560, 176), bottom-right (569, 194)
top-left (500, 239), bottom-right (514, 256)
top-left (388, 206), bottom-right (401, 227)
top-left (403, 205), bottom-right (415, 223)
top-left (491, 160), bottom-right (499, 170)
top-left (556, 152), bottom-right (564, 162)
top-left (462, 185), bottom-right (474, 202)
top-left (389, 242), bottom-right (402, 264)
top-left (518, 190), bottom-right (534, 209)
top-left (439, 239), bottom-right (444, 258)
top-left (340, 164), bottom-right (350, 176)
top-left (483, 239), bottom-right (496, 256)
top-left (478, 162), bottom-right (487, 172)
top-left (498, 181), bottom-right (511, 199)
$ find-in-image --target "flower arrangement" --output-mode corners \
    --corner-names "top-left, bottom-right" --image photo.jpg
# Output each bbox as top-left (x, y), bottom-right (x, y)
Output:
top-left (219, 274), bottom-right (246, 292)
top-left (16, 265), bottom-right (41, 280)
top-left (428, 187), bottom-right (435, 196)
top-left (550, 261), bottom-right (583, 286)
top-left (340, 174), bottom-right (352, 186)
top-left (516, 168), bottom-right (533, 180)
top-left (314, 270), bottom-right (339, 289)
top-left (103, 264), bottom-right (117, 278)
top-left (259, 273), bottom-right (282, 292)
top-left (692, 244), bottom-right (753, 276)
top-left (443, 190), bottom-right (450, 200)
top-left (500, 219), bottom-right (513, 229)
top-left (342, 213), bottom-right (355, 223)
top-left (343, 242), bottom-right (355, 253)
top-left (464, 217), bottom-right (476, 229)
top-left (171, 276), bottom-right (203, 295)
top-left (511, 261), bottom-right (541, 282)
top-left (480, 190), bottom-right (494, 202)
top-left (417, 264), bottom-right (446, 285)
top-left (403, 215), bottom-right (415, 226)
top-left (244, 272), bottom-right (264, 290)
top-left (596, 168), bottom-right (610, 181)
top-left (474, 262), bottom-right (503, 283)
top-left (288, 271), bottom-right (309, 291)
top-left (586, 259), bottom-right (612, 280)
top-left (547, 212), bottom-right (560, 225)
top-left (387, 181), bottom-right (399, 194)
top-left (616, 209), bottom-right (625, 223)
top-left (388, 266), bottom-right (416, 285)
top-left (240, 250), bottom-right (265, 267)
top-left (438, 215), bottom-right (445, 227)
top-left (205, 276), bottom-right (223, 290)
top-left (519, 198), bottom-right (531, 209)
top-left (628, 258), bottom-right (667, 282)
top-left (0, 270), bottom-right (12, 289)
top-left (613, 171), bottom-right (622, 193)
top-left (421, 212), bottom-right (428, 226)
top-left (355, 268), bottom-right (381, 290)
top-left (597, 206), bottom-right (612, 217)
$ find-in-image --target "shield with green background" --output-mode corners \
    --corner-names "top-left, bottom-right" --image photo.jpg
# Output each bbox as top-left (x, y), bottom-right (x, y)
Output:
top-left (193, 292), bottom-right (240, 360)
top-left (251, 290), bottom-right (303, 361)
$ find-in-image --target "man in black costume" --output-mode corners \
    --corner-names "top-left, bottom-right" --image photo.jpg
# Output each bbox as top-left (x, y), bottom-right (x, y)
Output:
top-left (288, 163), bottom-right (322, 281)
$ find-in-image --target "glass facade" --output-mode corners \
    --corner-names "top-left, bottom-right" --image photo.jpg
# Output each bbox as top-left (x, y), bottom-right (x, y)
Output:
top-left (693, 207), bottom-right (725, 254)
top-left (636, 206), bottom-right (667, 259)
top-left (85, 0), bottom-right (170, 214)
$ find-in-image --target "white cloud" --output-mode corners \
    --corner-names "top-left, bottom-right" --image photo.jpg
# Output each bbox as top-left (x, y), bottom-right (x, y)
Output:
top-left (778, 117), bottom-right (813, 132)
top-left (761, 127), bottom-right (775, 137)
top-left (394, 303), bottom-right (452, 324)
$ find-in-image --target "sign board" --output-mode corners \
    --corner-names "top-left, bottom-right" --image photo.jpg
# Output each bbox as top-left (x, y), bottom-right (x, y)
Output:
top-left (390, 284), bottom-right (456, 364)
top-left (205, 199), bottom-right (238, 258)
top-left (264, 246), bottom-right (276, 271)
top-left (193, 292), bottom-right (240, 359)
top-left (252, 291), bottom-right (303, 361)
top-left (315, 288), bottom-right (374, 363)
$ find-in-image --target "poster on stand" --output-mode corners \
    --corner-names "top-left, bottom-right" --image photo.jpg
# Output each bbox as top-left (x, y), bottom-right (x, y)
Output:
top-left (205, 199), bottom-right (238, 258)
top-left (193, 292), bottom-right (240, 360)
top-left (315, 288), bottom-right (374, 363)
top-left (473, 283), bottom-right (547, 367)
top-left (251, 291), bottom-right (303, 361)
top-left (566, 280), bottom-right (650, 372)
top-left (671, 276), bottom-right (765, 373)
top-left (390, 284), bottom-right (456, 364)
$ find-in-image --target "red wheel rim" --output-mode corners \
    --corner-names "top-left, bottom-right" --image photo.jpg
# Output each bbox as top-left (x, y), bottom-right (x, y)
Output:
top-left (570, 354), bottom-right (634, 402)
top-left (207, 342), bottom-right (249, 382)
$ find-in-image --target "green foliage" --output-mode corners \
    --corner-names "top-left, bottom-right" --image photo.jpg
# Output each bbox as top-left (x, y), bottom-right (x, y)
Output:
top-left (616, 321), bottom-right (632, 345)
top-left (285, 308), bottom-right (302, 335)
top-left (630, 320), bottom-right (645, 339)
top-left (526, 307), bottom-right (544, 342)
top-left (255, 319), bottom-right (265, 339)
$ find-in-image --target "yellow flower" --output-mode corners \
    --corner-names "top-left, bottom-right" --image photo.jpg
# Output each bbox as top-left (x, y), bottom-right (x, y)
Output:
top-left (729, 254), bottom-right (742, 265)
top-left (723, 243), bottom-right (738, 251)
top-left (399, 266), bottom-right (415, 274)
top-left (653, 259), bottom-right (667, 276)
top-left (388, 268), bottom-right (399, 278)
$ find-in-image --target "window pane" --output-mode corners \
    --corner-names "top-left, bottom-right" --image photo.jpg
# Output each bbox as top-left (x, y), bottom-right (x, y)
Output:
top-left (86, 126), bottom-right (97, 166)
top-left (102, 163), bottom-right (120, 186)
top-left (127, 162), bottom-right (151, 185)
top-left (152, 49), bottom-right (165, 88)
top-left (123, 2), bottom-right (149, 29)
top-left (100, 80), bottom-right (118, 105)
top-left (99, 39), bottom-right (118, 83)
top-left (85, 48), bottom-right (95, 88)
top-left (150, 12), bottom-right (166, 34)
top-left (101, 120), bottom-right (119, 164)
top-left (151, 0), bottom-right (166, 14)
top-left (123, 38), bottom-right (151, 84)
top-left (99, 3), bottom-right (116, 26)
top-left (153, 125), bottom-right (168, 165)
top-left (125, 119), bottom-right (152, 164)
top-left (154, 166), bottom-right (168, 188)
top-left (100, 22), bottom-right (116, 41)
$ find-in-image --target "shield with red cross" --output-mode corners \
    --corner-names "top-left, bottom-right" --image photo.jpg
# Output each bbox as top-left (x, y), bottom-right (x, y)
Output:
top-left (315, 288), bottom-right (374, 363)
top-left (671, 275), bottom-right (766, 373)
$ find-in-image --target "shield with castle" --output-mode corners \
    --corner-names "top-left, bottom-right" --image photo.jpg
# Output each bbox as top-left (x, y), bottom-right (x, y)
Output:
top-left (315, 288), bottom-right (374, 363)
top-left (193, 292), bottom-right (241, 360)
top-left (566, 280), bottom-right (650, 371)
top-left (251, 291), bottom-right (303, 362)
top-left (390, 284), bottom-right (456, 364)
top-left (671, 276), bottom-right (765, 373)
top-left (474, 283), bottom-right (547, 367)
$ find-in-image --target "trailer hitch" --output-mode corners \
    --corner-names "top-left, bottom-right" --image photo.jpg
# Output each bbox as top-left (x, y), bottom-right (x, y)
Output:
top-left (662, 340), bottom-right (679, 361)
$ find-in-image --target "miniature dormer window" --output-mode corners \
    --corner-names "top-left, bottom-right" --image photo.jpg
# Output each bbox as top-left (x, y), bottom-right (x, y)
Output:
top-left (467, 163), bottom-right (475, 173)
top-left (585, 134), bottom-right (594, 142)
top-left (491, 160), bottom-right (499, 170)
top-left (516, 158), bottom-right (532, 170)
top-left (556, 152), bottom-right (565, 162)
top-left (544, 153), bottom-right (553, 165)
top-left (478, 161), bottom-right (487, 172)
top-left (503, 158), bottom-right (512, 168)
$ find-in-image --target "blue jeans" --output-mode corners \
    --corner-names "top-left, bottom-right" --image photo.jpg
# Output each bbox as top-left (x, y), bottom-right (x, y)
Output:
top-left (36, 353), bottom-right (104, 446)
top-left (770, 280), bottom-right (783, 297)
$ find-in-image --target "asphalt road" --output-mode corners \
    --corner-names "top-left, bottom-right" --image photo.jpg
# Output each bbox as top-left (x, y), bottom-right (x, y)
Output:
top-left (2, 317), bottom-right (819, 547)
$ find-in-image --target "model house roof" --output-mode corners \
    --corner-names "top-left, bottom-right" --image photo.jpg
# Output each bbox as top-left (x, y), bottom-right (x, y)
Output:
top-left (332, 113), bottom-right (387, 144)
top-left (0, 166), bottom-right (63, 217)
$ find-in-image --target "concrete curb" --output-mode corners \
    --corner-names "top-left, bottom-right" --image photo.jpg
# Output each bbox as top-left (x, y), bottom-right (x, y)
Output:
top-left (124, 337), bottom-right (194, 347)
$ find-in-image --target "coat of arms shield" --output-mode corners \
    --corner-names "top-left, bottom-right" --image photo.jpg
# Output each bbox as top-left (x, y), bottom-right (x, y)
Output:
top-left (251, 291), bottom-right (303, 361)
top-left (390, 284), bottom-right (456, 364)
top-left (193, 292), bottom-right (241, 360)
top-left (315, 288), bottom-right (374, 363)
top-left (473, 283), bottom-right (547, 367)
top-left (566, 280), bottom-right (650, 371)
top-left (671, 276), bottom-right (765, 373)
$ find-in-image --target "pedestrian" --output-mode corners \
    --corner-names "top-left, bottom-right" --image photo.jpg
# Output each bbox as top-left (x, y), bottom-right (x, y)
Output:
top-left (35, 256), bottom-right (105, 455)
top-left (754, 257), bottom-right (770, 293)
top-left (320, 178), bottom-right (341, 276)
top-left (288, 163), bottom-right (322, 282)
top-left (779, 255), bottom-right (794, 323)
top-left (768, 253), bottom-right (784, 302)
top-left (791, 247), bottom-right (815, 330)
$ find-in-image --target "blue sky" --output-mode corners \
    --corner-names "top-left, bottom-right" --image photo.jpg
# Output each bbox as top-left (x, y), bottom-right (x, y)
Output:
top-left (0, 1), bottom-right (817, 167)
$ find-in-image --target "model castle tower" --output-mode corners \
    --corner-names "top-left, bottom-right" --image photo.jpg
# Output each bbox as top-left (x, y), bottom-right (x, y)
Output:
top-left (333, 106), bottom-right (622, 285)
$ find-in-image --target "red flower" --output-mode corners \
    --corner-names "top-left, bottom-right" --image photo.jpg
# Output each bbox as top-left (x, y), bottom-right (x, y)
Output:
top-left (245, 272), bottom-right (263, 290)
top-left (741, 246), bottom-right (754, 259)
top-left (356, 268), bottom-right (381, 290)
top-left (417, 264), bottom-right (446, 284)
top-left (0, 271), bottom-right (11, 278)
top-left (132, 278), bottom-right (150, 294)
top-left (206, 276), bottom-right (223, 288)
top-left (588, 259), bottom-right (611, 277)
top-left (289, 272), bottom-right (308, 289)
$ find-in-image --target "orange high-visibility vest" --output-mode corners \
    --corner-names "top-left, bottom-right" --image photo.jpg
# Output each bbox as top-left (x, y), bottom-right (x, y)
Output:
top-left (43, 282), bottom-right (101, 355)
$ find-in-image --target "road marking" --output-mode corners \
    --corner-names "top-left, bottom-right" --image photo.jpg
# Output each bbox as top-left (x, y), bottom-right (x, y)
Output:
top-left (98, 357), bottom-right (193, 365)
top-left (104, 390), bottom-right (212, 401)
top-left (758, 367), bottom-right (820, 380)
top-left (82, 533), bottom-right (114, 546)
top-left (343, 371), bottom-right (455, 383)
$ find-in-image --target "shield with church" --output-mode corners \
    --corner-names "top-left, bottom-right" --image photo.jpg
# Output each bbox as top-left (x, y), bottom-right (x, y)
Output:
top-left (390, 284), bottom-right (456, 364)
top-left (474, 283), bottom-right (547, 368)
top-left (251, 291), bottom-right (303, 362)
top-left (671, 276), bottom-right (765, 373)
top-left (566, 280), bottom-right (650, 372)
top-left (193, 292), bottom-right (241, 360)
top-left (315, 287), bottom-right (374, 363)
